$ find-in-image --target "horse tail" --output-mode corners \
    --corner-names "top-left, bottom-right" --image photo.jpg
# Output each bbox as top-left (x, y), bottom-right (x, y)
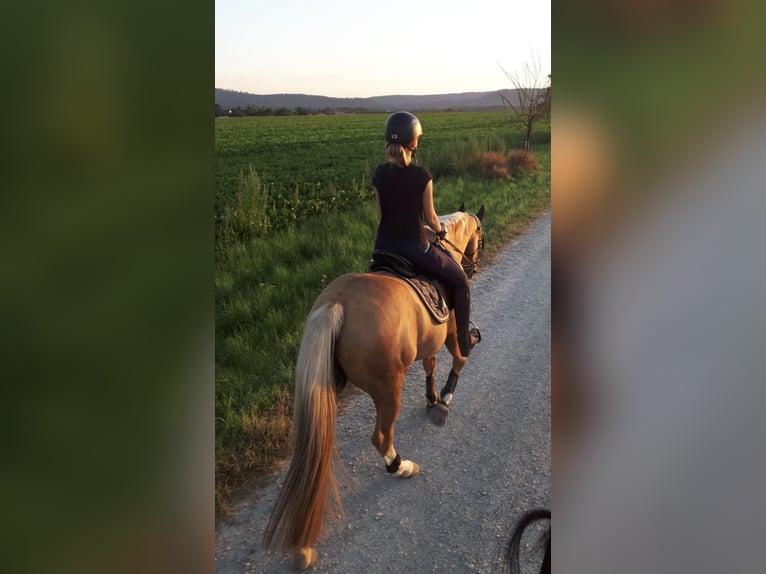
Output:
top-left (506, 508), bottom-right (551, 574)
top-left (263, 301), bottom-right (344, 554)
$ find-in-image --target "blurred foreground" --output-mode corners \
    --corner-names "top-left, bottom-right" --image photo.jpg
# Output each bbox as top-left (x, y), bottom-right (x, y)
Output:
top-left (553, 1), bottom-right (766, 572)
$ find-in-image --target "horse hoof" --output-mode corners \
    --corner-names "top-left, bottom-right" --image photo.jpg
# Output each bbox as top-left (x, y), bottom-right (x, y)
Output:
top-left (393, 459), bottom-right (420, 478)
top-left (291, 547), bottom-right (317, 570)
top-left (428, 401), bottom-right (449, 426)
top-left (406, 461), bottom-right (420, 477)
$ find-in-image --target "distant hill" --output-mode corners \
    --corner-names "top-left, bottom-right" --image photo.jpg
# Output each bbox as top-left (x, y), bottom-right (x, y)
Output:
top-left (215, 88), bottom-right (518, 112)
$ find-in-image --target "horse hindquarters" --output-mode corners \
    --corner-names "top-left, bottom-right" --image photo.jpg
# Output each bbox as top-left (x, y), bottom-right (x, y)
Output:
top-left (262, 302), bottom-right (345, 568)
top-left (330, 275), bottom-right (422, 478)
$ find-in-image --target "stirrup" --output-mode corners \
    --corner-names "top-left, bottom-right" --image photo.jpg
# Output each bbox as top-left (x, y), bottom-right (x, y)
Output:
top-left (459, 324), bottom-right (481, 357)
top-left (468, 321), bottom-right (482, 346)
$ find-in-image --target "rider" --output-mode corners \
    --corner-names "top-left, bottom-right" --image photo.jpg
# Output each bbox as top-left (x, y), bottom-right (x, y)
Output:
top-left (372, 111), bottom-right (480, 357)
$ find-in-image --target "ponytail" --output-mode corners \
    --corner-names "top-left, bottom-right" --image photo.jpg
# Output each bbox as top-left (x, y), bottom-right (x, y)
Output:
top-left (385, 143), bottom-right (412, 167)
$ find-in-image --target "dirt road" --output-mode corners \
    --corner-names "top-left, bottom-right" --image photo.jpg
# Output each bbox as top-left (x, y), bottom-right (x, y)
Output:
top-left (215, 211), bottom-right (551, 573)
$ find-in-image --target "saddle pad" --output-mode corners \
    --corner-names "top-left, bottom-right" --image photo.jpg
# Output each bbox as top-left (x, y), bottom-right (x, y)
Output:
top-left (374, 269), bottom-right (451, 323)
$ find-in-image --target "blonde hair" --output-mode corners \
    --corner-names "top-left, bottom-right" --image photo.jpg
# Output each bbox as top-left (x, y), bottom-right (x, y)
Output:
top-left (385, 143), bottom-right (413, 167)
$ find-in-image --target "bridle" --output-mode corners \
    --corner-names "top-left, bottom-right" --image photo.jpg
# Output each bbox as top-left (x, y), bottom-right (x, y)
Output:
top-left (439, 214), bottom-right (484, 278)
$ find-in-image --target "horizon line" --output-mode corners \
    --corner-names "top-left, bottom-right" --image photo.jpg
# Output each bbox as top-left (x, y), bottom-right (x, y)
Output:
top-left (214, 87), bottom-right (517, 99)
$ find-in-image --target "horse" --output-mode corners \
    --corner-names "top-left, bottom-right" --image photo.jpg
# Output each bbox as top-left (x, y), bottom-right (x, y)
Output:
top-left (262, 204), bottom-right (485, 570)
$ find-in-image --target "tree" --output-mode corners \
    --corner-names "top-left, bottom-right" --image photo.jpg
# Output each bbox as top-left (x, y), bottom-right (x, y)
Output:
top-left (246, 105), bottom-right (274, 116)
top-left (499, 56), bottom-right (551, 152)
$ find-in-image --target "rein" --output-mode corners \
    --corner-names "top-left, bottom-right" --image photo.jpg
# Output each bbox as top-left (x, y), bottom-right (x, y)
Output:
top-left (436, 214), bottom-right (484, 278)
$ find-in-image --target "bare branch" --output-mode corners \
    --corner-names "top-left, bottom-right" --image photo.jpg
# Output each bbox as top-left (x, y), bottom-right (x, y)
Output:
top-left (498, 54), bottom-right (550, 151)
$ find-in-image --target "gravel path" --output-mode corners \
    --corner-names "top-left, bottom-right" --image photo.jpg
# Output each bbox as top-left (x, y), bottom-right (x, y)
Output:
top-left (216, 210), bottom-right (551, 573)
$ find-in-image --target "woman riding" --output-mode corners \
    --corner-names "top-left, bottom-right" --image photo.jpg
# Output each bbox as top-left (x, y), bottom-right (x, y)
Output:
top-left (372, 111), bottom-right (480, 357)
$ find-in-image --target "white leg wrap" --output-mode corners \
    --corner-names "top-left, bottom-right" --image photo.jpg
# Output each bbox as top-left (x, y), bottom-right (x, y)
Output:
top-left (383, 447), bottom-right (419, 477)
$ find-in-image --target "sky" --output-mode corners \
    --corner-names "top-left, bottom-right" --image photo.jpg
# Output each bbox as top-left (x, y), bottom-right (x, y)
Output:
top-left (215, 0), bottom-right (550, 98)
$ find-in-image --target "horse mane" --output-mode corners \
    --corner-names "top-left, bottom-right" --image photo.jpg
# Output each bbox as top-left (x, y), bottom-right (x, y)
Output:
top-left (430, 212), bottom-right (473, 246)
top-left (438, 211), bottom-right (469, 230)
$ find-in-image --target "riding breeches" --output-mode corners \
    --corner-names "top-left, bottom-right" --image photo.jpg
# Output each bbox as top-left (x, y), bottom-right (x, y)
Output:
top-left (374, 239), bottom-right (471, 349)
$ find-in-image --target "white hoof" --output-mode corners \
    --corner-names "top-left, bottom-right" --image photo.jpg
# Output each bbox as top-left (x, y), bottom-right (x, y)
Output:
top-left (394, 459), bottom-right (420, 478)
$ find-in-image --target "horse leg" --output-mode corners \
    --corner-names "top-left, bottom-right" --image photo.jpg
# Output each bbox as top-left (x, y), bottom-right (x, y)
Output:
top-left (422, 355), bottom-right (438, 407)
top-left (429, 330), bottom-right (467, 426)
top-left (370, 378), bottom-right (419, 478)
top-left (440, 353), bottom-right (466, 407)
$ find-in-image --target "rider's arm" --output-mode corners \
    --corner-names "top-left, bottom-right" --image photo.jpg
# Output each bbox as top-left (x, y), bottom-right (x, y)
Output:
top-left (421, 180), bottom-right (443, 234)
top-left (373, 187), bottom-right (381, 219)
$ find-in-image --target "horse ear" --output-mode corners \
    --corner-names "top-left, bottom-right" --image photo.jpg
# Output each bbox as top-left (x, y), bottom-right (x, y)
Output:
top-left (458, 202), bottom-right (465, 212)
top-left (476, 205), bottom-right (485, 221)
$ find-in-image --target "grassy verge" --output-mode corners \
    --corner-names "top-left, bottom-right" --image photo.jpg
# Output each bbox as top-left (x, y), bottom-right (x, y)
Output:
top-left (215, 201), bottom-right (380, 513)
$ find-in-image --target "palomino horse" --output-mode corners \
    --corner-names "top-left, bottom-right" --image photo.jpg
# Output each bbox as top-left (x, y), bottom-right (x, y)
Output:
top-left (263, 205), bottom-right (485, 570)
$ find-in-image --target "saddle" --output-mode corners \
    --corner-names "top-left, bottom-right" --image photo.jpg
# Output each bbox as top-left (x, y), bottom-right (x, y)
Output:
top-left (369, 250), bottom-right (452, 323)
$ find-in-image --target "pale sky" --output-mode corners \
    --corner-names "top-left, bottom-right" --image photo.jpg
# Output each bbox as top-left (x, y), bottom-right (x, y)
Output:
top-left (215, 0), bottom-right (550, 98)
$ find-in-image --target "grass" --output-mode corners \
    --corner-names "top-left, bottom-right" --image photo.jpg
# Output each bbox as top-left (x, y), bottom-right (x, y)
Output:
top-left (215, 112), bottom-right (550, 516)
top-left (215, 202), bottom-right (380, 514)
top-left (215, 111), bottom-right (550, 240)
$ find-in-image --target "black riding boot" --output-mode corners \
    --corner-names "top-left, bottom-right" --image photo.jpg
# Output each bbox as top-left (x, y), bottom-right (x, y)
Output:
top-left (455, 290), bottom-right (481, 356)
top-left (458, 323), bottom-right (482, 357)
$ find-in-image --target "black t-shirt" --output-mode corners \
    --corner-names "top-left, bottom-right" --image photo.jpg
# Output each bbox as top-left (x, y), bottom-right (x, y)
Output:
top-left (372, 162), bottom-right (433, 246)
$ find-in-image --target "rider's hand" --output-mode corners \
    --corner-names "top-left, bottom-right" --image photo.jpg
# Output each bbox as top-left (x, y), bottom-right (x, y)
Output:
top-left (436, 228), bottom-right (447, 241)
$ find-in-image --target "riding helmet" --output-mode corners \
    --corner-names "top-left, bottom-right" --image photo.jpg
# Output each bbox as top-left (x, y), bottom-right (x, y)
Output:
top-left (384, 111), bottom-right (423, 146)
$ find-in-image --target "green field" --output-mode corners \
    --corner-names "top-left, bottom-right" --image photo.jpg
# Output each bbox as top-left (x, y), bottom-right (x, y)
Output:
top-left (215, 111), bottom-right (549, 242)
top-left (215, 111), bottom-right (527, 204)
top-left (215, 110), bottom-right (550, 514)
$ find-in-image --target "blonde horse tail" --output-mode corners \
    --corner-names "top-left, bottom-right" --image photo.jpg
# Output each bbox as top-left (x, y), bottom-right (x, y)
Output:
top-left (263, 301), bottom-right (344, 559)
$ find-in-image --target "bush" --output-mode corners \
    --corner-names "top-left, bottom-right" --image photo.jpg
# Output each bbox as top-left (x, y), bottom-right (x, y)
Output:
top-left (430, 136), bottom-right (506, 179)
top-left (219, 165), bottom-right (271, 244)
top-left (479, 151), bottom-right (510, 179)
top-left (506, 149), bottom-right (539, 176)
top-left (472, 149), bottom-right (540, 181)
